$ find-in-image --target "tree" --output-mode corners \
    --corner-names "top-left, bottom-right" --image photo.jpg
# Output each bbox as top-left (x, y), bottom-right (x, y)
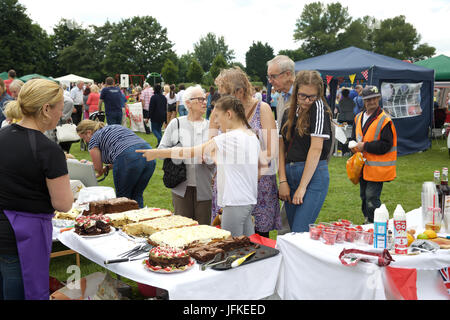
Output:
top-left (209, 54), bottom-right (228, 80)
top-left (372, 15), bottom-right (435, 61)
top-left (294, 1), bottom-right (351, 57)
top-left (177, 52), bottom-right (195, 83)
top-left (337, 16), bottom-right (378, 51)
top-left (101, 16), bottom-right (175, 77)
top-left (187, 59), bottom-right (204, 83)
top-left (193, 33), bottom-right (235, 71)
top-left (245, 41), bottom-right (274, 82)
top-left (278, 48), bottom-right (309, 62)
top-left (161, 59), bottom-right (179, 84)
top-left (0, 0), bottom-right (53, 76)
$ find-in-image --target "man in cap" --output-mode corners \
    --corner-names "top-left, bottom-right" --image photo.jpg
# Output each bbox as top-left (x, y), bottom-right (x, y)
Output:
top-left (351, 85), bottom-right (397, 223)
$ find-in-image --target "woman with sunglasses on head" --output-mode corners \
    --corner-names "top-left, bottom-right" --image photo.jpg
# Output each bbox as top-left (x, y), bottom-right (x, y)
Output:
top-left (278, 70), bottom-right (333, 232)
top-left (158, 85), bottom-right (214, 225)
top-left (210, 67), bottom-right (281, 237)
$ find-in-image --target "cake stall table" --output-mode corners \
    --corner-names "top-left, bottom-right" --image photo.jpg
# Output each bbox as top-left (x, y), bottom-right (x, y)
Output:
top-left (275, 208), bottom-right (450, 300)
top-left (57, 229), bottom-right (282, 300)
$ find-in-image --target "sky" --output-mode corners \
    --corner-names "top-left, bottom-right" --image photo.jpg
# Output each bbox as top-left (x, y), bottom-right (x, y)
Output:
top-left (18, 0), bottom-right (450, 64)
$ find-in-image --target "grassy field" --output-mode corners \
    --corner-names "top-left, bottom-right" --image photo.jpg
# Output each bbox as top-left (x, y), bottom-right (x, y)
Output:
top-left (49, 132), bottom-right (450, 297)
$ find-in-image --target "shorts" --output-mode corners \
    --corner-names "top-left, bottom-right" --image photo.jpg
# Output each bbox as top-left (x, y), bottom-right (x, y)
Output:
top-left (167, 103), bottom-right (177, 112)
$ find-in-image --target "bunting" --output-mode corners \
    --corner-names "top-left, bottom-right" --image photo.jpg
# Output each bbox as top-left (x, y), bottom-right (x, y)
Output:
top-left (326, 75), bottom-right (333, 85)
top-left (349, 74), bottom-right (356, 85)
top-left (361, 69), bottom-right (369, 81)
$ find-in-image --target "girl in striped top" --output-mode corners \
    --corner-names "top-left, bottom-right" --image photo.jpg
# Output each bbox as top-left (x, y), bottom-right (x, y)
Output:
top-left (76, 121), bottom-right (156, 207)
top-left (278, 70), bottom-right (333, 232)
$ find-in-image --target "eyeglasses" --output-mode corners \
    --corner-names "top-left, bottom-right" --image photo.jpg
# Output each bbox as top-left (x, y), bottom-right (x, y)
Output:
top-left (267, 70), bottom-right (287, 81)
top-left (297, 93), bottom-right (318, 101)
top-left (190, 97), bottom-right (206, 102)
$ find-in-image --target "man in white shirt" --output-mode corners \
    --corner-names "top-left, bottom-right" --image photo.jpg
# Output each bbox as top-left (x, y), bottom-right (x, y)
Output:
top-left (70, 81), bottom-right (84, 125)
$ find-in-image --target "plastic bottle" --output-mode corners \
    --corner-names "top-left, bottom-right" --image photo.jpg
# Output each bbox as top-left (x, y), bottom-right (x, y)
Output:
top-left (374, 206), bottom-right (388, 249)
top-left (393, 204), bottom-right (407, 254)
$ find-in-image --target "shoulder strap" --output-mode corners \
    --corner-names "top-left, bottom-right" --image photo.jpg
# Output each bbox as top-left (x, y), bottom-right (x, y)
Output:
top-left (246, 101), bottom-right (259, 121)
top-left (176, 118), bottom-right (181, 145)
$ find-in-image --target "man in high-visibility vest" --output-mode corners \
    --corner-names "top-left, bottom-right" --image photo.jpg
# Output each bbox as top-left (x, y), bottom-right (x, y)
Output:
top-left (351, 85), bottom-right (397, 223)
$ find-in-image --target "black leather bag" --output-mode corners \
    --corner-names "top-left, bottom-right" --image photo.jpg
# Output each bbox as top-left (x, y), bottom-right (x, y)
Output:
top-left (162, 118), bottom-right (186, 188)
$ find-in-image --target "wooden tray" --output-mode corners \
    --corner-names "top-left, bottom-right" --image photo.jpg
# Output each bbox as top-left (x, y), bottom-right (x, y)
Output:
top-left (211, 242), bottom-right (279, 270)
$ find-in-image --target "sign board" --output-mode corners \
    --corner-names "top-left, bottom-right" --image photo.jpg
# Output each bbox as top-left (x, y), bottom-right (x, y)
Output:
top-left (120, 74), bottom-right (129, 88)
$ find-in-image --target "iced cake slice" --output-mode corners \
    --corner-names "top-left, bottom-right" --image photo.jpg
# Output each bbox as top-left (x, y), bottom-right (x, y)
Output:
top-left (149, 225), bottom-right (232, 249)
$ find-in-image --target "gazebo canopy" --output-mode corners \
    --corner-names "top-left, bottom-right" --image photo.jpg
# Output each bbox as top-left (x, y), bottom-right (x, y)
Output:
top-left (54, 74), bottom-right (94, 84)
top-left (19, 73), bottom-right (56, 83)
top-left (414, 54), bottom-right (450, 81)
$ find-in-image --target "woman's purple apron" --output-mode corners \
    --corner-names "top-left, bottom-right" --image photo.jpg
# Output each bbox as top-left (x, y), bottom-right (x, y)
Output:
top-left (3, 210), bottom-right (53, 300)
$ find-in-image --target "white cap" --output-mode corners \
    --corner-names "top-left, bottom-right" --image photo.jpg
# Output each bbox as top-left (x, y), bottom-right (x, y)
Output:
top-left (393, 204), bottom-right (406, 219)
top-left (374, 206), bottom-right (387, 222)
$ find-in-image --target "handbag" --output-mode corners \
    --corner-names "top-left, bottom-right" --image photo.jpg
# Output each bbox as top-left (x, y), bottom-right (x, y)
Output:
top-left (162, 118), bottom-right (186, 188)
top-left (56, 123), bottom-right (80, 142)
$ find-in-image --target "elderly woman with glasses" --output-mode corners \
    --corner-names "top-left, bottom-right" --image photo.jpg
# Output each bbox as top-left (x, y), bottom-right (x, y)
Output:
top-left (158, 85), bottom-right (214, 225)
top-left (278, 70), bottom-right (333, 232)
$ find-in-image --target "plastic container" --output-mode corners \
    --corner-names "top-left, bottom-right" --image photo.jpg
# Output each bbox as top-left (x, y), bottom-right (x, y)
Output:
top-left (374, 205), bottom-right (388, 249)
top-left (322, 229), bottom-right (338, 245)
top-left (393, 204), bottom-right (408, 254)
top-left (344, 227), bottom-right (357, 242)
top-left (425, 207), bottom-right (442, 232)
top-left (309, 224), bottom-right (322, 240)
top-left (333, 226), bottom-right (346, 243)
top-left (339, 219), bottom-right (353, 227)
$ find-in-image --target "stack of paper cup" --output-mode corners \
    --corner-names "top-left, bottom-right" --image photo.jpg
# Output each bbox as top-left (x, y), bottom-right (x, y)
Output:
top-left (421, 181), bottom-right (438, 228)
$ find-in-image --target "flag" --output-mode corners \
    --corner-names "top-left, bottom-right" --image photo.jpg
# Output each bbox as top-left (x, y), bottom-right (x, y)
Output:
top-left (349, 74), bottom-right (356, 85)
top-left (439, 267), bottom-right (450, 295)
top-left (361, 69), bottom-right (369, 81)
top-left (385, 266), bottom-right (418, 300)
top-left (326, 75), bottom-right (333, 85)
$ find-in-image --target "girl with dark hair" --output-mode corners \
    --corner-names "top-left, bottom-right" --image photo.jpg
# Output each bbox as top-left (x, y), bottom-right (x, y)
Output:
top-left (278, 70), bottom-right (333, 232)
top-left (137, 95), bottom-right (260, 237)
top-left (149, 84), bottom-right (168, 147)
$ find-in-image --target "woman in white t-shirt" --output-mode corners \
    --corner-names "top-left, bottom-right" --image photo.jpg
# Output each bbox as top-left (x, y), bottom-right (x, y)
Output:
top-left (137, 95), bottom-right (260, 236)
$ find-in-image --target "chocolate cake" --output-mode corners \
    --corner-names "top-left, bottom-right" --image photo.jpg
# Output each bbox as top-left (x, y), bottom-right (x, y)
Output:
top-left (82, 197), bottom-right (139, 216)
top-left (187, 236), bottom-right (252, 262)
top-left (74, 215), bottom-right (112, 236)
top-left (147, 246), bottom-right (191, 269)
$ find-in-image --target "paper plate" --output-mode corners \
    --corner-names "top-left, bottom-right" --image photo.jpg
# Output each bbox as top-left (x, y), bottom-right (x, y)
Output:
top-left (144, 258), bottom-right (195, 273)
top-left (76, 227), bottom-right (116, 238)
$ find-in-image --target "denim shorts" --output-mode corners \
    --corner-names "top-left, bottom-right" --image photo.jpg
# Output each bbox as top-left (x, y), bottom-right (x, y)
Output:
top-left (284, 160), bottom-right (330, 232)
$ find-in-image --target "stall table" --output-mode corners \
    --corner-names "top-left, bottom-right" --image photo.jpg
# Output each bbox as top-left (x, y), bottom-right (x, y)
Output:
top-left (275, 208), bottom-right (450, 300)
top-left (57, 229), bottom-right (282, 300)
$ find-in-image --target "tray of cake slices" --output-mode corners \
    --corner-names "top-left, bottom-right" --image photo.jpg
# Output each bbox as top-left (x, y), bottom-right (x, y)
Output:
top-left (185, 236), bottom-right (280, 271)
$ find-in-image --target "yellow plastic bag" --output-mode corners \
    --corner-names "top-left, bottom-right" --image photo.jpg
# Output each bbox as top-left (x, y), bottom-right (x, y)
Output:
top-left (346, 152), bottom-right (364, 184)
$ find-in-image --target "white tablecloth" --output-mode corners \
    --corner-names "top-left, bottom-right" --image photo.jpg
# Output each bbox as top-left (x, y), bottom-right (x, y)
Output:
top-left (275, 208), bottom-right (450, 300)
top-left (57, 229), bottom-right (282, 300)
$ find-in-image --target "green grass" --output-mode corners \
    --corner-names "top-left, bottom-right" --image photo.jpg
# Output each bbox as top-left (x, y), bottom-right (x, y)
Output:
top-left (49, 134), bottom-right (450, 297)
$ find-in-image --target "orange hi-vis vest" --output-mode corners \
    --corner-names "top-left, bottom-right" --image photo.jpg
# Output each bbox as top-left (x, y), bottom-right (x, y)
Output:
top-left (354, 110), bottom-right (397, 182)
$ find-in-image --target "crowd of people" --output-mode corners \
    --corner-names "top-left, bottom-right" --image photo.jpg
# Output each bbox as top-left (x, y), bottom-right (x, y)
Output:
top-left (0, 55), bottom-right (399, 300)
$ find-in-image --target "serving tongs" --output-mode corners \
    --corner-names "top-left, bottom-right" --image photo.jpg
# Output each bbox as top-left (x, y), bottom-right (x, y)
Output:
top-left (104, 243), bottom-right (152, 265)
top-left (200, 254), bottom-right (237, 271)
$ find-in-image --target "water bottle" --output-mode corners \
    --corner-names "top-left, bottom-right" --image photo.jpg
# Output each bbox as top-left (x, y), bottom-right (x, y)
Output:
top-left (393, 204), bottom-right (407, 254)
top-left (374, 206), bottom-right (388, 249)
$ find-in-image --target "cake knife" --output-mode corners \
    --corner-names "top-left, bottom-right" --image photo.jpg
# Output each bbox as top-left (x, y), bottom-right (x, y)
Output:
top-left (104, 255), bottom-right (147, 265)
